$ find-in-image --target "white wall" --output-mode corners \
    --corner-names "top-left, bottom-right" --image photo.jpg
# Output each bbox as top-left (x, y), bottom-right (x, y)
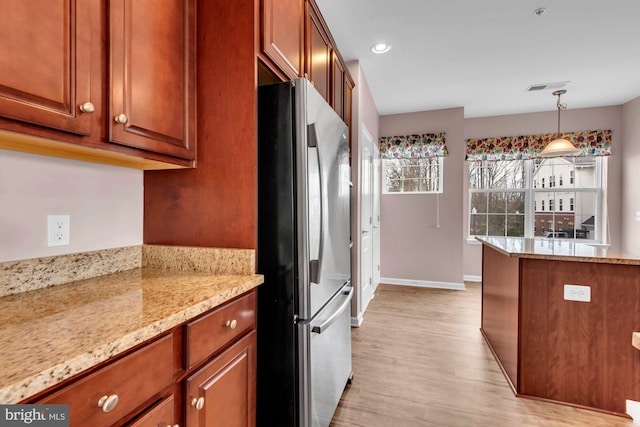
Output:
top-left (379, 107), bottom-right (465, 287)
top-left (346, 61), bottom-right (380, 320)
top-left (0, 149), bottom-right (143, 262)
top-left (621, 95), bottom-right (640, 257)
top-left (463, 106), bottom-right (623, 277)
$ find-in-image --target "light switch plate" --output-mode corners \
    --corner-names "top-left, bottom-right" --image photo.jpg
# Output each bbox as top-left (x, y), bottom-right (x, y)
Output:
top-left (564, 284), bottom-right (591, 302)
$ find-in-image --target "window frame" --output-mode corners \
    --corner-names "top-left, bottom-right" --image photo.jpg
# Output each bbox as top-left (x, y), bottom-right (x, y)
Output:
top-left (382, 157), bottom-right (444, 195)
top-left (468, 157), bottom-right (605, 242)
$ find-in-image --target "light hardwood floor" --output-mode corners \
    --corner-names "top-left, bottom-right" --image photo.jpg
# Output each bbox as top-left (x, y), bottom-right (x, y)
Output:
top-left (330, 283), bottom-right (636, 427)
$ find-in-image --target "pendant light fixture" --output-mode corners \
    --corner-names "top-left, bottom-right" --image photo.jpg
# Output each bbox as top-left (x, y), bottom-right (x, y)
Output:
top-left (538, 90), bottom-right (581, 157)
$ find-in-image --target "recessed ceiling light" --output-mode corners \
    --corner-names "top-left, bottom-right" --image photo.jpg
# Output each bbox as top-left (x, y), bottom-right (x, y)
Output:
top-left (371, 42), bottom-right (391, 54)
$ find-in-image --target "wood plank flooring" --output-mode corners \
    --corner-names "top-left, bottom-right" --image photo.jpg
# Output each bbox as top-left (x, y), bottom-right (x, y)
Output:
top-left (330, 283), bottom-right (635, 427)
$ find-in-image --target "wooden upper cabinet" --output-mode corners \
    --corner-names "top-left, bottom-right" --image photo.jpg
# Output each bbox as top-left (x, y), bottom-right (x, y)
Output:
top-left (109, 0), bottom-right (196, 160)
top-left (0, 0), bottom-right (95, 135)
top-left (261, 0), bottom-right (304, 80)
top-left (305, 1), bottom-right (331, 102)
top-left (331, 51), bottom-right (345, 119)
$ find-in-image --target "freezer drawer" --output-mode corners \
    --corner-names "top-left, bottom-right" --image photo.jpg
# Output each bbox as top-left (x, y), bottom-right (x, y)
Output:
top-left (298, 285), bottom-right (353, 427)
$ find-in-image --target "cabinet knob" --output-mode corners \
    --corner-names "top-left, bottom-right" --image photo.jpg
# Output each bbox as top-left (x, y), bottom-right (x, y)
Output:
top-left (79, 102), bottom-right (95, 113)
top-left (97, 394), bottom-right (119, 413)
top-left (114, 113), bottom-right (128, 124)
top-left (226, 319), bottom-right (238, 330)
top-left (191, 397), bottom-right (205, 411)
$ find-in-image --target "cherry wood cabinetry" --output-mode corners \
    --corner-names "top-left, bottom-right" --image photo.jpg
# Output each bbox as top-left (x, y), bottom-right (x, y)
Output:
top-left (186, 331), bottom-right (257, 427)
top-left (109, 0), bottom-right (196, 160)
top-left (260, 0), bottom-right (304, 80)
top-left (0, 0), bottom-right (94, 135)
top-left (304, 0), bottom-right (331, 102)
top-left (38, 334), bottom-right (176, 427)
top-left (0, 0), bottom-right (195, 169)
top-left (481, 244), bottom-right (640, 417)
top-left (30, 289), bottom-right (258, 426)
top-left (258, 0), bottom-right (354, 123)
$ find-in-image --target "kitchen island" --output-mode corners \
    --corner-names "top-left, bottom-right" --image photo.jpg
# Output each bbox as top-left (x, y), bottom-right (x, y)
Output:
top-left (478, 237), bottom-right (640, 417)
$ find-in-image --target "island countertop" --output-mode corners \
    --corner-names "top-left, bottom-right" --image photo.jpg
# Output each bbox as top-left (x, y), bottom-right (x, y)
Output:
top-left (0, 267), bottom-right (263, 404)
top-left (476, 236), bottom-right (640, 265)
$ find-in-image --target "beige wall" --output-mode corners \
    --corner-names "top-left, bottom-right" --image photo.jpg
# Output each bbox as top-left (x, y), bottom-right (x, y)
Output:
top-left (621, 96), bottom-right (640, 256)
top-left (347, 61), bottom-right (380, 320)
top-left (463, 106), bottom-right (624, 277)
top-left (0, 149), bottom-right (143, 262)
top-left (379, 107), bottom-right (465, 286)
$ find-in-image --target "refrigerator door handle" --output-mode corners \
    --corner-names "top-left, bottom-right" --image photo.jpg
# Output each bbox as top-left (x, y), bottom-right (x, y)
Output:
top-left (307, 122), bottom-right (323, 284)
top-left (311, 286), bottom-right (353, 334)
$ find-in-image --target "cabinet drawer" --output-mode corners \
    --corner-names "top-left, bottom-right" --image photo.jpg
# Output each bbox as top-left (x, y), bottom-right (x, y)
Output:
top-left (186, 291), bottom-right (256, 369)
top-left (39, 334), bottom-right (174, 427)
top-left (129, 394), bottom-right (176, 427)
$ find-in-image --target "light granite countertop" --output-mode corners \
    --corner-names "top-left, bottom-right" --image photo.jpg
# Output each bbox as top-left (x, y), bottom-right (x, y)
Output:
top-left (0, 245), bottom-right (263, 403)
top-left (477, 236), bottom-right (640, 265)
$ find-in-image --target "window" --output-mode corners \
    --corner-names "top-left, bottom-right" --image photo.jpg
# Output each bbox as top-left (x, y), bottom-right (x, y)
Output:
top-left (383, 158), bottom-right (443, 194)
top-left (468, 157), bottom-right (605, 241)
top-left (468, 161), bottom-right (525, 237)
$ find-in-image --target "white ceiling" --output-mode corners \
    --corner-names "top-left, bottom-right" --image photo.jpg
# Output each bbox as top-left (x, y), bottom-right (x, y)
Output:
top-left (314, 0), bottom-right (640, 118)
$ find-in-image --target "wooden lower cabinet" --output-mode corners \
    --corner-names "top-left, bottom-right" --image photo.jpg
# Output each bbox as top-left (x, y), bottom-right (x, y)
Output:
top-left (129, 394), bottom-right (178, 427)
top-left (186, 331), bottom-right (257, 427)
top-left (31, 290), bottom-right (258, 427)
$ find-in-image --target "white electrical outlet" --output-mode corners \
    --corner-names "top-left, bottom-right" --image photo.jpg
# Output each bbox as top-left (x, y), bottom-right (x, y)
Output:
top-left (626, 399), bottom-right (640, 424)
top-left (563, 284), bottom-right (591, 302)
top-left (47, 215), bottom-right (70, 246)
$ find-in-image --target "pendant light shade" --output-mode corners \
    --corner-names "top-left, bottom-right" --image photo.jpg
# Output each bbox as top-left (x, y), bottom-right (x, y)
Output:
top-left (538, 90), bottom-right (581, 158)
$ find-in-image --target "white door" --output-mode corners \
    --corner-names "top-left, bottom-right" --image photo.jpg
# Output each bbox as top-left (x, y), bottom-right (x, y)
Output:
top-left (360, 125), bottom-right (374, 312)
top-left (372, 143), bottom-right (381, 291)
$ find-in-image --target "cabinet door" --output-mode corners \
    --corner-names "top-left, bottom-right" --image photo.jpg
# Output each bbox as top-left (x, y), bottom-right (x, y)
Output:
top-left (128, 394), bottom-right (177, 427)
top-left (0, 0), bottom-right (94, 135)
top-left (186, 331), bottom-right (256, 427)
top-left (261, 0), bottom-right (304, 80)
top-left (331, 51), bottom-right (345, 119)
top-left (305, 1), bottom-right (331, 102)
top-left (110, 0), bottom-right (196, 160)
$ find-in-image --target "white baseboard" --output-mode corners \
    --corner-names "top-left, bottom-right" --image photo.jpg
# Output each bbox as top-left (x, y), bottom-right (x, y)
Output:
top-left (381, 277), bottom-right (465, 291)
top-left (351, 314), bottom-right (363, 327)
top-left (463, 275), bottom-right (482, 283)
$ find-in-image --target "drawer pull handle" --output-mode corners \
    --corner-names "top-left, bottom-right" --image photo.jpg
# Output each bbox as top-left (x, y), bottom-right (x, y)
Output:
top-left (114, 113), bottom-right (128, 124)
top-left (97, 394), bottom-right (119, 413)
top-left (191, 397), bottom-right (205, 411)
top-left (226, 319), bottom-right (238, 329)
top-left (79, 102), bottom-right (95, 113)
top-left (167, 425), bottom-right (180, 427)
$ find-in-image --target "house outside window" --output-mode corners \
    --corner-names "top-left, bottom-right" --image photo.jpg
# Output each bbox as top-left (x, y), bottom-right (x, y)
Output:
top-left (468, 157), bottom-right (605, 241)
top-left (383, 157), bottom-right (443, 194)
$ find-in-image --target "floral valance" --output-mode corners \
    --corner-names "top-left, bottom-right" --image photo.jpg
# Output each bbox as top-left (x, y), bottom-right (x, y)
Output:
top-left (465, 129), bottom-right (612, 161)
top-left (379, 132), bottom-right (447, 159)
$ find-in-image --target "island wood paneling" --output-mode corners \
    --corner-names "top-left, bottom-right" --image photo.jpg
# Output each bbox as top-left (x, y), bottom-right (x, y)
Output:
top-left (144, 0), bottom-right (257, 250)
top-left (519, 258), bottom-right (640, 415)
top-left (480, 244), bottom-right (520, 391)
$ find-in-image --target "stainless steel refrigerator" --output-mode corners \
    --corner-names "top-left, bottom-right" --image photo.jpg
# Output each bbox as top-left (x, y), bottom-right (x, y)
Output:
top-left (257, 78), bottom-right (352, 427)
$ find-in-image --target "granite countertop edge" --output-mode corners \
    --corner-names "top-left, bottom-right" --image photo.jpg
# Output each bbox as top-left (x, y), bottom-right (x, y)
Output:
top-left (476, 236), bottom-right (640, 265)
